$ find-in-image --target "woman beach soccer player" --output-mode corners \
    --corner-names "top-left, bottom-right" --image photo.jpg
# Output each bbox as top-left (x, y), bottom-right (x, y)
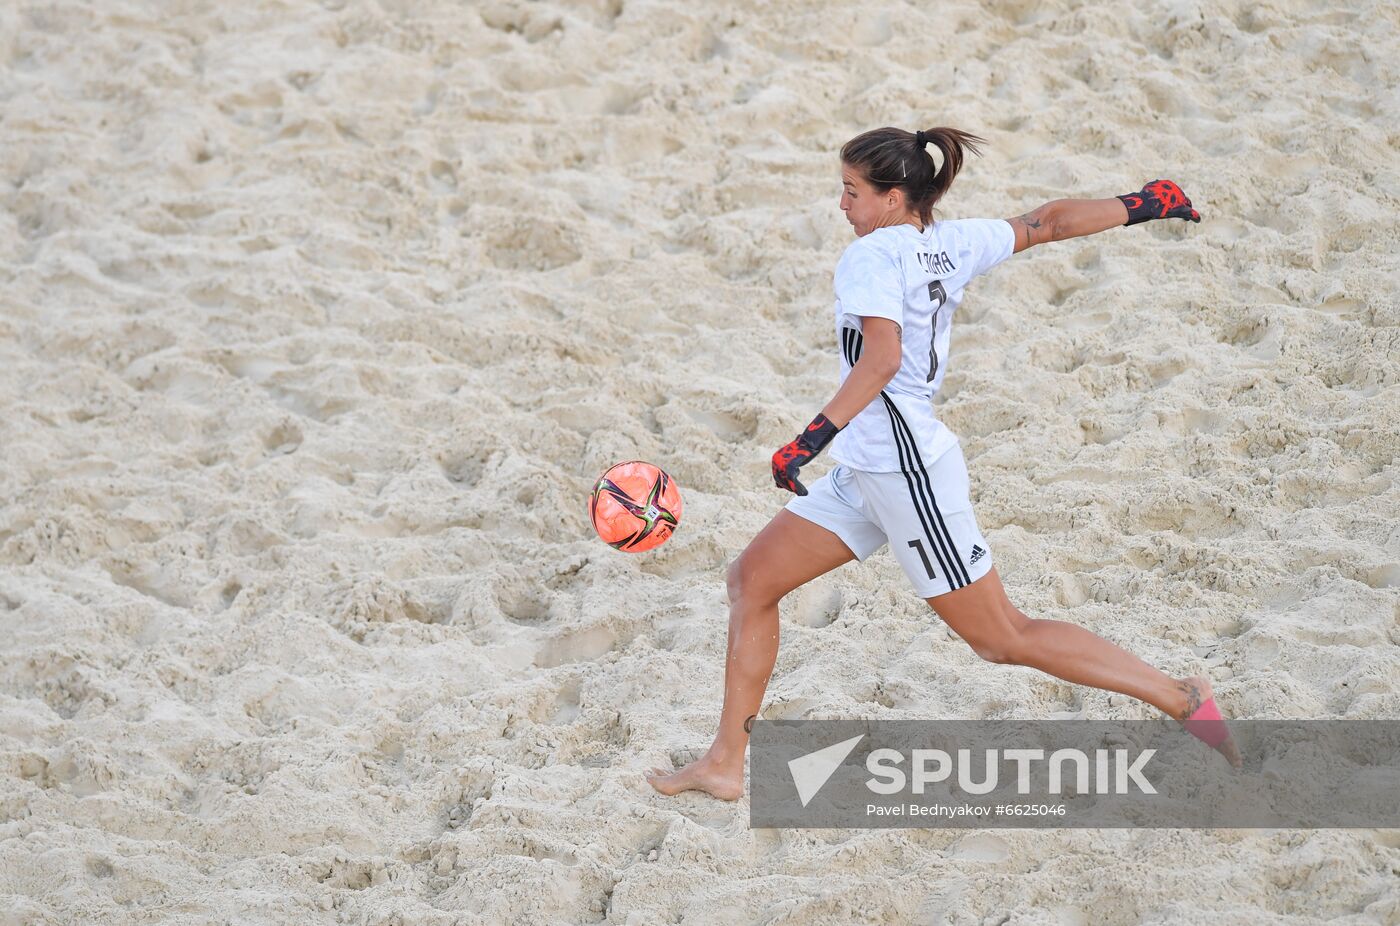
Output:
top-left (647, 126), bottom-right (1241, 801)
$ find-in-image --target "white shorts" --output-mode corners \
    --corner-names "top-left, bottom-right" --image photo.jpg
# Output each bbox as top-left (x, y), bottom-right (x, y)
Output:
top-left (784, 442), bottom-right (993, 598)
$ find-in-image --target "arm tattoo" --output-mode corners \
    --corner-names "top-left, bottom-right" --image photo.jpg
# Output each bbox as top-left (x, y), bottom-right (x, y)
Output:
top-left (1016, 211), bottom-right (1046, 249)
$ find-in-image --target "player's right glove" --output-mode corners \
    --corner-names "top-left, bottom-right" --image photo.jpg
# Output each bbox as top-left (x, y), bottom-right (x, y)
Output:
top-left (772, 412), bottom-right (841, 496)
top-left (1117, 179), bottom-right (1201, 226)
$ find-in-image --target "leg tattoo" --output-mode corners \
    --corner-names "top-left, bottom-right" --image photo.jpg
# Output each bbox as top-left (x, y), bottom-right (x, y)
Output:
top-left (1176, 678), bottom-right (1204, 721)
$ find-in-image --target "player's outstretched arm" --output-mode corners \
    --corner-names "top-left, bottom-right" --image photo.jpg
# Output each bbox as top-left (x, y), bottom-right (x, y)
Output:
top-left (1007, 179), bottom-right (1201, 254)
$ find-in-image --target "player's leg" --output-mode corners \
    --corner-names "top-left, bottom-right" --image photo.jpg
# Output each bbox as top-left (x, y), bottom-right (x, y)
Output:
top-left (871, 445), bottom-right (1242, 766)
top-left (925, 565), bottom-right (1241, 767)
top-left (648, 468), bottom-right (884, 799)
top-left (927, 564), bottom-right (1184, 711)
top-left (646, 509), bottom-right (857, 799)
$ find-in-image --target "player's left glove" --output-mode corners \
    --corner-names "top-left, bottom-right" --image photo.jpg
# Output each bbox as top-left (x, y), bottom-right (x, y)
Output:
top-left (772, 413), bottom-right (841, 496)
top-left (1117, 179), bottom-right (1201, 226)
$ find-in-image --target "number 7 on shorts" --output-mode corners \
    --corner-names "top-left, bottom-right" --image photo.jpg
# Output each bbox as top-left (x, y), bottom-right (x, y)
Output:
top-left (908, 538), bottom-right (937, 580)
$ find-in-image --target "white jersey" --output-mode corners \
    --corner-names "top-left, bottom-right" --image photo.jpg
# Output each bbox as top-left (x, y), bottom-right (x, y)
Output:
top-left (827, 218), bottom-right (1015, 473)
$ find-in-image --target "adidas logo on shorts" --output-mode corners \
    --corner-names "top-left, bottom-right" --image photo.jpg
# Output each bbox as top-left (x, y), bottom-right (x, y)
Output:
top-left (969, 545), bottom-right (986, 565)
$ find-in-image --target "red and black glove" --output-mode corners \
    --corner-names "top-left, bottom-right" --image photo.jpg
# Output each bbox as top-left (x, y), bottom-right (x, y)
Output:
top-left (772, 413), bottom-right (841, 496)
top-left (1117, 179), bottom-right (1201, 226)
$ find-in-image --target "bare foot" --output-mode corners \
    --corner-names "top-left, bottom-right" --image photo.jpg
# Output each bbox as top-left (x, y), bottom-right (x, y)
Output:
top-left (646, 753), bottom-right (745, 801)
top-left (1174, 674), bottom-right (1243, 769)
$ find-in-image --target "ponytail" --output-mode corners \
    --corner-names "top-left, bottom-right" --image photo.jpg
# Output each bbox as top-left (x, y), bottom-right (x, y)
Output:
top-left (840, 126), bottom-right (986, 226)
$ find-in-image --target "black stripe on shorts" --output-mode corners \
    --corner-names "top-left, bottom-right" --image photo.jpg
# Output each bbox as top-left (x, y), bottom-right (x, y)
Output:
top-left (880, 393), bottom-right (972, 589)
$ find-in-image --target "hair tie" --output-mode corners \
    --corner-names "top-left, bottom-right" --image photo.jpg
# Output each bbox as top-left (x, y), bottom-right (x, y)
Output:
top-left (914, 130), bottom-right (928, 148)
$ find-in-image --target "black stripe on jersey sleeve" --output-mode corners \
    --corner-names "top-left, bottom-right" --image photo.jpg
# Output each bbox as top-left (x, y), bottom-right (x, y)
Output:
top-left (841, 327), bottom-right (864, 368)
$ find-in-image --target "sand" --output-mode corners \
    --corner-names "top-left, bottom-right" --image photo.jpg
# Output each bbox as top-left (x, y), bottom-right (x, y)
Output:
top-left (1, 0), bottom-right (1398, 923)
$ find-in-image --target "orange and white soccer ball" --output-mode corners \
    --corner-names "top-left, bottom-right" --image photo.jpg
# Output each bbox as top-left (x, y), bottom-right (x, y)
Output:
top-left (588, 461), bottom-right (683, 552)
